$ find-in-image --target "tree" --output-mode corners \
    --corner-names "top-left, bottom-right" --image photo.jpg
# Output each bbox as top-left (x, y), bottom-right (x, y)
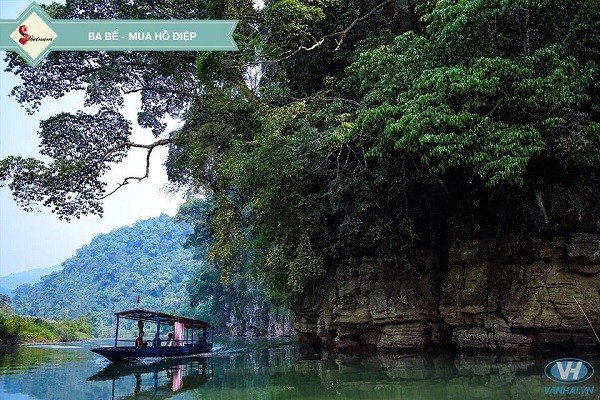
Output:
top-left (349, 0), bottom-right (600, 186)
top-left (1, 0), bottom-right (260, 219)
top-left (2, 0), bottom-right (598, 303)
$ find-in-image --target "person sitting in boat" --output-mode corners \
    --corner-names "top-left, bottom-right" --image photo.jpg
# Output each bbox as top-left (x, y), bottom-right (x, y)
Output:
top-left (135, 331), bottom-right (148, 348)
top-left (152, 332), bottom-right (162, 347)
top-left (198, 329), bottom-right (208, 344)
top-left (166, 332), bottom-right (174, 347)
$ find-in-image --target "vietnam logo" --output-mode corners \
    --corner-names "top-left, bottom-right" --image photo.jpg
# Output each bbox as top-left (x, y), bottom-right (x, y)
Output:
top-left (8, 6), bottom-right (58, 64)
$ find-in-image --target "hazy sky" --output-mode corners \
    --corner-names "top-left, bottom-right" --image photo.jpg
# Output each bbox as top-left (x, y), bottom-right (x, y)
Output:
top-left (0, 0), bottom-right (186, 276)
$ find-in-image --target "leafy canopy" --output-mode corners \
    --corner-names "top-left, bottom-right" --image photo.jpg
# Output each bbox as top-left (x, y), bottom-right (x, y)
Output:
top-left (1, 0), bottom-right (598, 301)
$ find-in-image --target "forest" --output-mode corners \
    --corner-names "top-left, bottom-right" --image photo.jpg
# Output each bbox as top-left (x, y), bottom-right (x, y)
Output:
top-left (1, 293), bottom-right (92, 344)
top-left (0, 1), bottom-right (598, 350)
top-left (9, 208), bottom-right (287, 337)
top-left (10, 215), bottom-right (197, 334)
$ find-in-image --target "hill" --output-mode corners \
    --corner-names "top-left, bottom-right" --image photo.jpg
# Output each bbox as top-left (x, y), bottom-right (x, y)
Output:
top-left (12, 214), bottom-right (199, 333)
top-left (0, 265), bottom-right (62, 295)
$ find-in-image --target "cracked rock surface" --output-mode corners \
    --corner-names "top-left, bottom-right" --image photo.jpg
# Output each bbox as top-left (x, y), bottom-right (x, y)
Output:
top-left (295, 233), bottom-right (599, 352)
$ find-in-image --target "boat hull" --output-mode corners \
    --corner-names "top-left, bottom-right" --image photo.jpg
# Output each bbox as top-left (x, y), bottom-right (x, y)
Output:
top-left (90, 343), bottom-right (212, 363)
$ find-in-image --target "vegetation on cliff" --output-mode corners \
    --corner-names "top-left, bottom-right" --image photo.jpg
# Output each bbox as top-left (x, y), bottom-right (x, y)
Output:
top-left (176, 199), bottom-right (292, 335)
top-left (0, 0), bottom-right (598, 310)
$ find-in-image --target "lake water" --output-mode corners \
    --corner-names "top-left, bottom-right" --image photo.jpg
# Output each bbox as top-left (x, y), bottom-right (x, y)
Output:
top-left (0, 337), bottom-right (598, 399)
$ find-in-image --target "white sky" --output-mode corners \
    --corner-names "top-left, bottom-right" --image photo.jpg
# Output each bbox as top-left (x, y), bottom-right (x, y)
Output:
top-left (0, 0), bottom-right (186, 276)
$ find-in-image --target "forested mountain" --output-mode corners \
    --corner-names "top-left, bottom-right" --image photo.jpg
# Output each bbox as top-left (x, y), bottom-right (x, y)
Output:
top-left (11, 208), bottom-right (291, 337)
top-left (12, 215), bottom-right (198, 331)
top-left (0, 265), bottom-right (62, 295)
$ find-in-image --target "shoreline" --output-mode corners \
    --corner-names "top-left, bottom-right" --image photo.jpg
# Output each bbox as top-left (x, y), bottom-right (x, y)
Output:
top-left (0, 337), bottom-right (98, 347)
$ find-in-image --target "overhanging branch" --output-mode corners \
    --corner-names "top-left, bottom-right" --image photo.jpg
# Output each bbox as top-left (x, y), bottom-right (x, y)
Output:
top-left (278, 0), bottom-right (393, 61)
top-left (98, 138), bottom-right (176, 199)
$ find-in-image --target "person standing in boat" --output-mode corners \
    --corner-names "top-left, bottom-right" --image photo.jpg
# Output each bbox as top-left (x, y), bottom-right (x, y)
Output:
top-left (198, 328), bottom-right (208, 344)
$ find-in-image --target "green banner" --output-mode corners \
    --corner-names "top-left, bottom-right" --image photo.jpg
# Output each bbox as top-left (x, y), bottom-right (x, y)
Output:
top-left (0, 2), bottom-right (238, 66)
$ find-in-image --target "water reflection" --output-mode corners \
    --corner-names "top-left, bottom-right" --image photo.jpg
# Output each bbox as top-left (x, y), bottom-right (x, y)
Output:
top-left (88, 358), bottom-right (212, 399)
top-left (0, 339), bottom-right (598, 399)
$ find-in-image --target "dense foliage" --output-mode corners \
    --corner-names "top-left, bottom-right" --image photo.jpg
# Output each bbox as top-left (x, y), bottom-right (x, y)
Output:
top-left (176, 199), bottom-right (290, 334)
top-left (0, 313), bottom-right (92, 344)
top-left (11, 206), bottom-right (285, 335)
top-left (1, 0), bottom-right (598, 305)
top-left (12, 215), bottom-right (199, 333)
top-left (170, 0), bottom-right (600, 300)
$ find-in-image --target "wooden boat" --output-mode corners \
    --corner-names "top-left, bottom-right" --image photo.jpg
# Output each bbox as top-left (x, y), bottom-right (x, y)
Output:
top-left (90, 309), bottom-right (214, 363)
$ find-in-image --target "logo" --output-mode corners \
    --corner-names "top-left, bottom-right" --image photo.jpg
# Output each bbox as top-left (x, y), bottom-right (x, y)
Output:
top-left (9, 7), bottom-right (58, 63)
top-left (545, 359), bottom-right (594, 383)
top-left (17, 24), bottom-right (53, 45)
top-left (18, 25), bottom-right (30, 45)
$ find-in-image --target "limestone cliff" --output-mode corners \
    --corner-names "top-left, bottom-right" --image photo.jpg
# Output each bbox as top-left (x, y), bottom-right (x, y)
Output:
top-left (224, 301), bottom-right (294, 337)
top-left (294, 184), bottom-right (599, 353)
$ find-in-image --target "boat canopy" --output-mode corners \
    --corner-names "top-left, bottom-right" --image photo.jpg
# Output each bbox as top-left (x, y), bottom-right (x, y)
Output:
top-left (115, 308), bottom-right (212, 329)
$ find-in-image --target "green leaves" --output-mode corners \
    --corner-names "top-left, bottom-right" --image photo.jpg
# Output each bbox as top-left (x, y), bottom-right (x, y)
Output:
top-left (266, 0), bottom-right (327, 35)
top-left (350, 3), bottom-right (598, 187)
top-left (3, 0), bottom-right (598, 304)
top-left (0, 108), bottom-right (132, 219)
top-left (171, 0), bottom-right (599, 301)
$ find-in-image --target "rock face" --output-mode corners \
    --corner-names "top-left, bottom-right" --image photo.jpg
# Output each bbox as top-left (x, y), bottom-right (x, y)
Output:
top-left (294, 233), bottom-right (600, 353)
top-left (227, 302), bottom-right (294, 337)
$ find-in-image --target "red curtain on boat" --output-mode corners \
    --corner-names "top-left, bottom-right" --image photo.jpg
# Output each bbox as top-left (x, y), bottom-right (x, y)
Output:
top-left (174, 321), bottom-right (185, 346)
